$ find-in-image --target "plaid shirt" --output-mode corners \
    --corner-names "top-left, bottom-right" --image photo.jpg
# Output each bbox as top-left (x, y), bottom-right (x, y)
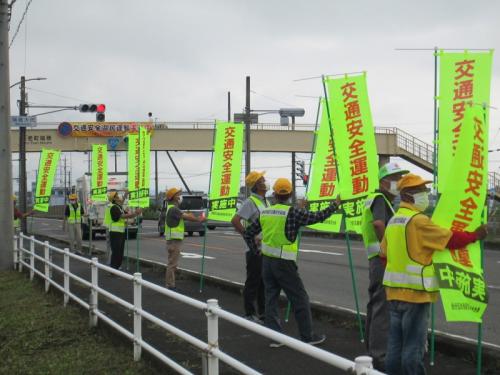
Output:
top-left (243, 203), bottom-right (339, 254)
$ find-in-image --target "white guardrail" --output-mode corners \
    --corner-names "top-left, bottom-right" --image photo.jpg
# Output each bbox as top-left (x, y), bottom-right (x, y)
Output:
top-left (12, 233), bottom-right (384, 375)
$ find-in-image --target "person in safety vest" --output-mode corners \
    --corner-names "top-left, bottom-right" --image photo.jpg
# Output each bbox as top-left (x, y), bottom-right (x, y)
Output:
top-left (65, 194), bottom-right (86, 254)
top-left (109, 191), bottom-right (142, 269)
top-left (164, 187), bottom-right (206, 291)
top-left (231, 171), bottom-right (270, 323)
top-left (243, 178), bottom-right (340, 347)
top-left (381, 174), bottom-right (487, 375)
top-left (13, 195), bottom-right (33, 234)
top-left (361, 162), bottom-right (408, 370)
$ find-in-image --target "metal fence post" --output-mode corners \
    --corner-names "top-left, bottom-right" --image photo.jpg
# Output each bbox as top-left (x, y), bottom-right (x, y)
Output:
top-left (205, 299), bottom-right (219, 375)
top-left (44, 241), bottom-right (50, 292)
top-left (19, 233), bottom-right (24, 272)
top-left (133, 272), bottom-right (142, 361)
top-left (13, 235), bottom-right (18, 270)
top-left (89, 257), bottom-right (98, 327)
top-left (63, 247), bottom-right (70, 306)
top-left (29, 235), bottom-right (35, 281)
top-left (354, 356), bottom-right (373, 374)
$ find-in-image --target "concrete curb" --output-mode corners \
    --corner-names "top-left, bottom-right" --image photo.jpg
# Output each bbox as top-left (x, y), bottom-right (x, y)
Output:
top-left (32, 233), bottom-right (500, 371)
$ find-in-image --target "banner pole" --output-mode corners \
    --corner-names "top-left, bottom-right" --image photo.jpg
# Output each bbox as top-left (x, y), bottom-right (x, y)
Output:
top-left (199, 121), bottom-right (217, 292)
top-left (136, 216), bottom-right (141, 272)
top-left (285, 96), bottom-right (322, 323)
top-left (430, 46), bottom-right (439, 366)
top-left (321, 76), bottom-right (364, 342)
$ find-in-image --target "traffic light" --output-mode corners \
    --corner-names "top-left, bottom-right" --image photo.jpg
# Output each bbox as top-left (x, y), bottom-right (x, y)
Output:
top-left (78, 103), bottom-right (106, 122)
top-left (303, 174), bottom-right (309, 186)
top-left (296, 160), bottom-right (305, 179)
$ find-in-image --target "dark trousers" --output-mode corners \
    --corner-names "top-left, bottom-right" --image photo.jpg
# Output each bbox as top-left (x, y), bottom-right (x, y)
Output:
top-left (109, 231), bottom-right (126, 269)
top-left (366, 256), bottom-right (390, 370)
top-left (243, 251), bottom-right (265, 317)
top-left (262, 256), bottom-right (313, 341)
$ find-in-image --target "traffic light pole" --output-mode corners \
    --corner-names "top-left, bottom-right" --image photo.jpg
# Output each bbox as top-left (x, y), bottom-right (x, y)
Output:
top-left (19, 76), bottom-right (28, 233)
top-left (244, 76), bottom-right (251, 197)
top-left (0, 0), bottom-right (14, 270)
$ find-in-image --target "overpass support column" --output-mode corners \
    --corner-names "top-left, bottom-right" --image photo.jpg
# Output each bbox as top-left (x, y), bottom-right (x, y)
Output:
top-left (378, 155), bottom-right (390, 167)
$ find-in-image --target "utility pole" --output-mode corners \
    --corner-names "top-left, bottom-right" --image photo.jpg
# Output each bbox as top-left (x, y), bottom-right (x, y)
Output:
top-left (0, 0), bottom-right (14, 269)
top-left (18, 75), bottom-right (28, 233)
top-left (227, 91), bottom-right (231, 122)
top-left (291, 116), bottom-right (296, 204)
top-left (114, 151), bottom-right (117, 172)
top-left (244, 76), bottom-right (251, 197)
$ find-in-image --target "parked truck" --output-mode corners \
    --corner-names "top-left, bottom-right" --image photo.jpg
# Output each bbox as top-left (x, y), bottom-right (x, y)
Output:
top-left (76, 173), bottom-right (139, 240)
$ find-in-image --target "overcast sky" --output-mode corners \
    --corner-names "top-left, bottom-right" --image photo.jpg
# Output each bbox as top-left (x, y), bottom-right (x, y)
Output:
top-left (8, 0), bottom-right (500, 195)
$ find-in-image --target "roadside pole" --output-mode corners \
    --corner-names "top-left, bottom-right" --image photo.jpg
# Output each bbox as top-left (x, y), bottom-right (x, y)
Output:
top-left (0, 0), bottom-right (14, 270)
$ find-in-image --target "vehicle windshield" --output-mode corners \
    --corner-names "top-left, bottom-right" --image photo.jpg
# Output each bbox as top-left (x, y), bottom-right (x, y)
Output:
top-left (179, 196), bottom-right (204, 210)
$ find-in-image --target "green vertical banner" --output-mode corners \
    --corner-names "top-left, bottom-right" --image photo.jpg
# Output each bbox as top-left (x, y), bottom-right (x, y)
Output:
top-left (128, 133), bottom-right (141, 207)
top-left (433, 105), bottom-right (489, 322)
top-left (34, 148), bottom-right (61, 212)
top-left (138, 126), bottom-right (151, 207)
top-left (325, 73), bottom-right (379, 233)
top-left (306, 99), bottom-right (342, 232)
top-left (208, 121), bottom-right (244, 222)
top-left (437, 50), bottom-right (493, 191)
top-left (91, 144), bottom-right (108, 202)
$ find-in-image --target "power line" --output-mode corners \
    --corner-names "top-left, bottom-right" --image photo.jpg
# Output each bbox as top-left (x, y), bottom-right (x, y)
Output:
top-left (26, 86), bottom-right (93, 103)
top-left (9, 0), bottom-right (34, 48)
top-left (250, 89), bottom-right (297, 108)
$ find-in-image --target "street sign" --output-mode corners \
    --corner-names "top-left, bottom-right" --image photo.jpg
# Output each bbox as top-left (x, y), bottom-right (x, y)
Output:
top-left (234, 113), bottom-right (258, 124)
top-left (11, 115), bottom-right (37, 128)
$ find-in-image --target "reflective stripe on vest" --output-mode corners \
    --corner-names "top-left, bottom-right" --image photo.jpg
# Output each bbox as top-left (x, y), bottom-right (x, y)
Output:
top-left (68, 203), bottom-right (82, 224)
top-left (361, 192), bottom-right (394, 260)
top-left (165, 204), bottom-right (185, 240)
top-left (260, 204), bottom-right (298, 261)
top-left (383, 207), bottom-right (439, 292)
top-left (109, 204), bottom-right (126, 233)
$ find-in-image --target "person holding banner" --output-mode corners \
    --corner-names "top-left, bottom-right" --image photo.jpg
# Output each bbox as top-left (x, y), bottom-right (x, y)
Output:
top-left (165, 187), bottom-right (206, 291)
top-left (108, 191), bottom-right (142, 269)
top-left (231, 171), bottom-right (270, 323)
top-left (243, 178), bottom-right (340, 346)
top-left (65, 194), bottom-right (86, 254)
top-left (361, 162), bottom-right (408, 370)
top-left (13, 195), bottom-right (33, 234)
top-left (381, 174), bottom-right (488, 375)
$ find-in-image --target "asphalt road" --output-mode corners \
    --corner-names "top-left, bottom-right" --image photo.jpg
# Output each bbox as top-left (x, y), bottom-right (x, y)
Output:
top-left (29, 217), bottom-right (500, 349)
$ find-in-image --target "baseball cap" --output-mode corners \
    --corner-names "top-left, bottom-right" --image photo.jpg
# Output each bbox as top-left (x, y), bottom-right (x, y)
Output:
top-left (378, 163), bottom-right (409, 180)
top-left (397, 174), bottom-right (432, 191)
top-left (245, 171), bottom-right (266, 188)
top-left (166, 187), bottom-right (182, 200)
top-left (273, 178), bottom-right (293, 195)
top-left (69, 194), bottom-right (77, 200)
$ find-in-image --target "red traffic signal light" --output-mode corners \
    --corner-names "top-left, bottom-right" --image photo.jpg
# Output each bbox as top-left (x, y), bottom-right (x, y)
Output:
top-left (97, 104), bottom-right (106, 113)
top-left (79, 103), bottom-right (106, 121)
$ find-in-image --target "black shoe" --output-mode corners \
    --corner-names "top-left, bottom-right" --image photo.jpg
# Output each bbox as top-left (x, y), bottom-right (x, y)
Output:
top-left (244, 314), bottom-right (264, 325)
top-left (306, 333), bottom-right (326, 346)
top-left (167, 286), bottom-right (180, 292)
top-left (269, 341), bottom-right (285, 348)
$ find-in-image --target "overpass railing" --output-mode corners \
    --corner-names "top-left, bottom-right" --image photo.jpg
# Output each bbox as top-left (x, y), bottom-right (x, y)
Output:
top-left (13, 233), bottom-right (383, 375)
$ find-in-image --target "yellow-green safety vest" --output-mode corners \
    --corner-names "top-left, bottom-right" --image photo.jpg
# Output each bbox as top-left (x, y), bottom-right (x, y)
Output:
top-left (109, 204), bottom-right (126, 233)
top-left (68, 203), bottom-right (82, 224)
top-left (361, 192), bottom-right (394, 260)
top-left (260, 204), bottom-right (299, 261)
top-left (104, 203), bottom-right (112, 229)
top-left (243, 195), bottom-right (269, 228)
top-left (13, 217), bottom-right (20, 229)
top-left (383, 207), bottom-right (439, 292)
top-left (165, 204), bottom-right (185, 240)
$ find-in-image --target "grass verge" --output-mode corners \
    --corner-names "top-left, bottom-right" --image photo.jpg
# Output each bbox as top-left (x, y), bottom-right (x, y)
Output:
top-left (0, 271), bottom-right (162, 375)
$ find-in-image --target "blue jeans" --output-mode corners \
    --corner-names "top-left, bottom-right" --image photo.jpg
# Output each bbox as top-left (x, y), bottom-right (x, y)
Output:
top-left (386, 301), bottom-right (430, 375)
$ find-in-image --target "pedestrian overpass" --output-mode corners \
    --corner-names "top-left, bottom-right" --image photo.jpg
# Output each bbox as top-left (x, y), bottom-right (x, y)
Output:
top-left (9, 122), bottom-right (500, 196)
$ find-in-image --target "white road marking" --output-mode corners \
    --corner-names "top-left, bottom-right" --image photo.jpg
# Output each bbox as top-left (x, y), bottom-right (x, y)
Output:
top-left (488, 284), bottom-right (500, 290)
top-left (299, 249), bottom-right (343, 256)
top-left (222, 231), bottom-right (240, 236)
top-left (180, 252), bottom-right (215, 260)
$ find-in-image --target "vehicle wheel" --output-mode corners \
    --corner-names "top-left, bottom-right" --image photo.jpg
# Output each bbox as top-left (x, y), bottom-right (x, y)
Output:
top-left (187, 231), bottom-right (193, 237)
top-left (199, 231), bottom-right (205, 237)
top-left (128, 231), bottom-right (137, 240)
top-left (91, 231), bottom-right (97, 240)
top-left (207, 225), bottom-right (215, 230)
